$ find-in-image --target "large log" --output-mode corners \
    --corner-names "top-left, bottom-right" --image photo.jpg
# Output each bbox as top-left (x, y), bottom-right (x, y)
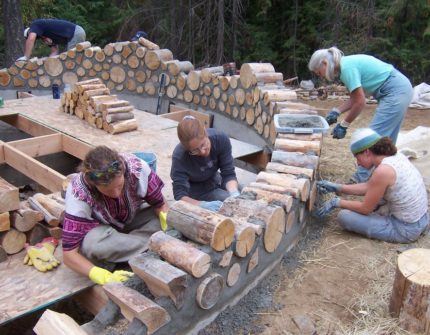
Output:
top-left (241, 186), bottom-right (293, 211)
top-left (240, 63), bottom-right (275, 89)
top-left (219, 198), bottom-right (285, 253)
top-left (266, 162), bottom-right (314, 180)
top-left (33, 309), bottom-right (87, 335)
top-left (138, 37), bottom-right (160, 50)
top-left (168, 61), bottom-right (194, 76)
top-left (256, 172), bottom-right (310, 202)
top-left (274, 138), bottom-right (321, 155)
top-left (271, 151), bottom-right (319, 170)
top-left (389, 248), bottom-right (430, 334)
top-left (187, 70), bottom-right (201, 91)
top-left (0, 228), bottom-right (26, 254)
top-left (166, 201), bottom-right (235, 251)
top-left (103, 283), bottom-right (171, 334)
top-left (0, 177), bottom-right (20, 212)
top-left (255, 72), bottom-right (283, 84)
top-left (129, 253), bottom-right (188, 309)
top-left (144, 49), bottom-right (173, 70)
top-left (149, 231), bottom-right (211, 278)
top-left (196, 273), bottom-right (224, 310)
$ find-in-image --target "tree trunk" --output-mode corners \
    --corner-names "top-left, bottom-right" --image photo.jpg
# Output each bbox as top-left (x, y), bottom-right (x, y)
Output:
top-left (2, 0), bottom-right (24, 67)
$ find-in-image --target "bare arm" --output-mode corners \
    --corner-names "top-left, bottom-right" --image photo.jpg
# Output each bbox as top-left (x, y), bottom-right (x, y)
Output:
top-left (49, 45), bottom-right (59, 56)
top-left (341, 87), bottom-right (366, 123)
top-left (63, 248), bottom-right (95, 278)
top-left (225, 179), bottom-right (239, 193)
top-left (24, 32), bottom-right (37, 58)
top-left (339, 165), bottom-right (394, 215)
top-left (339, 182), bottom-right (369, 196)
top-left (152, 198), bottom-right (169, 216)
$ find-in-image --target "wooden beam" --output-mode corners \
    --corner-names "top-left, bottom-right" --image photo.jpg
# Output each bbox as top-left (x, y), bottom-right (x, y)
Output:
top-left (0, 141), bottom-right (5, 164)
top-left (162, 108), bottom-right (213, 128)
top-left (33, 309), bottom-right (87, 335)
top-left (0, 115), bottom-right (56, 137)
top-left (7, 134), bottom-right (62, 158)
top-left (3, 144), bottom-right (66, 192)
top-left (61, 135), bottom-right (92, 160)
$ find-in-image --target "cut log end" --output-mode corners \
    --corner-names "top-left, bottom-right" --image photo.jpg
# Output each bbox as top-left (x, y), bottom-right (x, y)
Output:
top-left (211, 218), bottom-right (235, 251)
top-left (196, 273), bottom-right (224, 310)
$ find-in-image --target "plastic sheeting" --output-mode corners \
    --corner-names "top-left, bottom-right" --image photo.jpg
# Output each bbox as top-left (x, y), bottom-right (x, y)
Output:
top-left (409, 83), bottom-right (430, 109)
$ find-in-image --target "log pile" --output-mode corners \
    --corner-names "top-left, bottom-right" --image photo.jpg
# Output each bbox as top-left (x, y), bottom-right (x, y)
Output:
top-left (295, 84), bottom-right (350, 101)
top-left (60, 78), bottom-right (138, 134)
top-left (0, 178), bottom-right (65, 261)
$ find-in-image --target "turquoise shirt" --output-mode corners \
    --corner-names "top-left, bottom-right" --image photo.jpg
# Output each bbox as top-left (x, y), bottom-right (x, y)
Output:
top-left (340, 55), bottom-right (394, 94)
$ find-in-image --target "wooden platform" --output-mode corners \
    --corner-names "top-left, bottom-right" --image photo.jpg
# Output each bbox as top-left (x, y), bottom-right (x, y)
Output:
top-left (0, 96), bottom-right (261, 325)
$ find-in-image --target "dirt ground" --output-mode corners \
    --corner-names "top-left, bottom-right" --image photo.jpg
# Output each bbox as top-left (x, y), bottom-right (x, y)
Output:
top-left (202, 101), bottom-right (430, 335)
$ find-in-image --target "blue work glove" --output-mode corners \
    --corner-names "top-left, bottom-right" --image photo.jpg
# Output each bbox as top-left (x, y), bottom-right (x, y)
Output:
top-left (331, 123), bottom-right (347, 139)
top-left (200, 200), bottom-right (223, 212)
top-left (229, 190), bottom-right (240, 198)
top-left (326, 108), bottom-right (340, 125)
top-left (315, 197), bottom-right (340, 218)
top-left (317, 180), bottom-right (341, 194)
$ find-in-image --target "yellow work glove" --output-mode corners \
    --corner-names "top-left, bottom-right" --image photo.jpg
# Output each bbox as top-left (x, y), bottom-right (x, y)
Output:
top-left (89, 266), bottom-right (134, 285)
top-left (159, 211), bottom-right (168, 232)
top-left (23, 237), bottom-right (60, 272)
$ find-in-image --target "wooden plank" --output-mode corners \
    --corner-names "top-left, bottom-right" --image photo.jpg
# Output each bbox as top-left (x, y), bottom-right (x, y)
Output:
top-left (61, 134), bottom-right (92, 160)
top-left (0, 177), bottom-right (19, 212)
top-left (7, 134), bottom-right (62, 158)
top-left (33, 309), bottom-right (87, 335)
top-left (0, 114), bottom-right (56, 137)
top-left (3, 144), bottom-right (66, 192)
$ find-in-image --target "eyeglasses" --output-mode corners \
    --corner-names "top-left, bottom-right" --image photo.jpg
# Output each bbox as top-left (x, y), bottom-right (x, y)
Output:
top-left (189, 137), bottom-right (209, 155)
top-left (86, 160), bottom-right (122, 183)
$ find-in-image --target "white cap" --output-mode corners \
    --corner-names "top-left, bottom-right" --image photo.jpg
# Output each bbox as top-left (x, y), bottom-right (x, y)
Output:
top-left (24, 27), bottom-right (30, 39)
top-left (350, 128), bottom-right (382, 154)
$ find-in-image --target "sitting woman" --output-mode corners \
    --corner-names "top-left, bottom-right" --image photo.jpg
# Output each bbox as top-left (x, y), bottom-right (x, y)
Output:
top-left (62, 145), bottom-right (169, 285)
top-left (316, 128), bottom-right (428, 243)
top-left (170, 116), bottom-right (240, 212)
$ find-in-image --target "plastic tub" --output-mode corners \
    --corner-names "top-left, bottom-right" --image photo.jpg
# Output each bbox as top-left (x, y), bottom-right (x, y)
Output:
top-left (274, 114), bottom-right (329, 134)
top-left (133, 152), bottom-right (157, 172)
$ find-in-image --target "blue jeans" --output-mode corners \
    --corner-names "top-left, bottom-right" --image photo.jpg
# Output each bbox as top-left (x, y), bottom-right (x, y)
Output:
top-left (352, 69), bottom-right (413, 182)
top-left (337, 210), bottom-right (429, 243)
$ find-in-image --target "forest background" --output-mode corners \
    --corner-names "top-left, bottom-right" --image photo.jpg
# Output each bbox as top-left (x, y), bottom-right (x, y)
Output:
top-left (1, 0), bottom-right (430, 86)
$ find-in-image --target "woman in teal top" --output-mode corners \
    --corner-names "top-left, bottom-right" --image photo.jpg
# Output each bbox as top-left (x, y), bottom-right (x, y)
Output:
top-left (308, 46), bottom-right (413, 182)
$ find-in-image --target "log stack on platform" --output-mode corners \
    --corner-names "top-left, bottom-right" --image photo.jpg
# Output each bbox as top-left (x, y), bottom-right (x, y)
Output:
top-left (60, 78), bottom-right (138, 134)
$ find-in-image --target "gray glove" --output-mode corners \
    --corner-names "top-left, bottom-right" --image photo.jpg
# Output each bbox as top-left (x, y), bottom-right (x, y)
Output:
top-left (200, 200), bottom-right (223, 212)
top-left (315, 197), bottom-right (340, 218)
top-left (16, 56), bottom-right (28, 62)
top-left (326, 108), bottom-right (340, 125)
top-left (317, 180), bottom-right (341, 194)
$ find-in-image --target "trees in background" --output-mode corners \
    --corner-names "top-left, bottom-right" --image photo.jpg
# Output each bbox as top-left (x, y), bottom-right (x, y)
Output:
top-left (0, 0), bottom-right (429, 84)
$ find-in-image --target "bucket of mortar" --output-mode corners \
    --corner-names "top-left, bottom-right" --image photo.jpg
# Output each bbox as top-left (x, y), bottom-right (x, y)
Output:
top-left (133, 152), bottom-right (157, 172)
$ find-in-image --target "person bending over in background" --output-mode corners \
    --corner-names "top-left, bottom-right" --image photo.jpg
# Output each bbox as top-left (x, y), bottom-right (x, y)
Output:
top-left (62, 145), bottom-right (169, 285)
top-left (308, 46), bottom-right (413, 182)
top-left (316, 128), bottom-right (428, 243)
top-left (17, 18), bottom-right (86, 61)
top-left (170, 116), bottom-right (240, 212)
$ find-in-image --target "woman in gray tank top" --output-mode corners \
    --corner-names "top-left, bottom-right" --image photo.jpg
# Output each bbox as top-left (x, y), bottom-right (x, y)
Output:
top-left (315, 128), bottom-right (428, 243)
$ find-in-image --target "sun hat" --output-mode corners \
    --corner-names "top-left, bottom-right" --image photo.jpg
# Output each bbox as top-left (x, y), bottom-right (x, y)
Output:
top-left (350, 128), bottom-right (382, 154)
top-left (24, 27), bottom-right (30, 38)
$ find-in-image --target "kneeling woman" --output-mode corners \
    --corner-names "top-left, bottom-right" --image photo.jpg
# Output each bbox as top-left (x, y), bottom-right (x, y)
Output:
top-left (316, 128), bottom-right (428, 243)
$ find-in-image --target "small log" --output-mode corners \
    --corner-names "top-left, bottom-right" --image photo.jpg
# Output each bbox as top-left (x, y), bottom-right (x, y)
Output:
top-left (227, 263), bottom-right (241, 287)
top-left (110, 66), bottom-right (126, 83)
top-left (107, 119), bottom-right (138, 134)
top-left (149, 231), bottom-right (211, 278)
top-left (196, 273), bottom-right (224, 310)
top-left (0, 228), bottom-right (26, 254)
top-left (241, 186), bottom-right (293, 211)
top-left (266, 162), bottom-right (314, 180)
top-left (26, 222), bottom-right (51, 245)
top-left (166, 85), bottom-right (178, 98)
top-left (274, 138), bottom-right (321, 155)
top-left (263, 89), bottom-right (297, 105)
top-left (176, 73), bottom-right (187, 90)
top-left (389, 248), bottom-right (430, 334)
top-left (255, 72), bottom-right (283, 84)
top-left (138, 37), bottom-right (160, 50)
top-left (33, 193), bottom-right (65, 223)
top-left (11, 205), bottom-right (43, 232)
top-left (144, 49), bottom-right (173, 70)
top-left (220, 76), bottom-right (231, 91)
top-left (168, 61), bottom-right (194, 76)
top-left (200, 66), bottom-right (224, 83)
top-left (44, 58), bottom-right (63, 76)
top-left (247, 248), bottom-right (259, 273)
top-left (129, 253), bottom-right (188, 309)
top-left (187, 70), bottom-right (201, 91)
top-left (83, 88), bottom-right (110, 100)
top-left (0, 177), bottom-right (20, 212)
top-left (28, 197), bottom-right (60, 227)
top-left (0, 212), bottom-right (10, 232)
top-left (102, 105), bottom-right (134, 117)
top-left (48, 226), bottom-right (62, 240)
top-left (105, 112), bottom-right (134, 123)
top-left (76, 41), bottom-right (92, 52)
top-left (256, 172), bottom-right (310, 202)
top-left (277, 132), bottom-right (323, 142)
top-left (230, 219), bottom-right (256, 257)
top-left (76, 78), bottom-right (102, 86)
top-left (271, 151), bottom-right (319, 170)
top-left (103, 283), bottom-right (171, 334)
top-left (33, 309), bottom-right (87, 335)
top-left (240, 63), bottom-right (275, 89)
top-left (166, 201), bottom-right (235, 251)
top-left (218, 250), bottom-right (233, 268)
top-left (219, 198), bottom-right (285, 253)
top-left (77, 83), bottom-right (106, 94)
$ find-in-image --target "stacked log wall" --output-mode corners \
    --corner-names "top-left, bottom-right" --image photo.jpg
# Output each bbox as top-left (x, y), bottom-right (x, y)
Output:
top-left (0, 40), bottom-right (321, 145)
